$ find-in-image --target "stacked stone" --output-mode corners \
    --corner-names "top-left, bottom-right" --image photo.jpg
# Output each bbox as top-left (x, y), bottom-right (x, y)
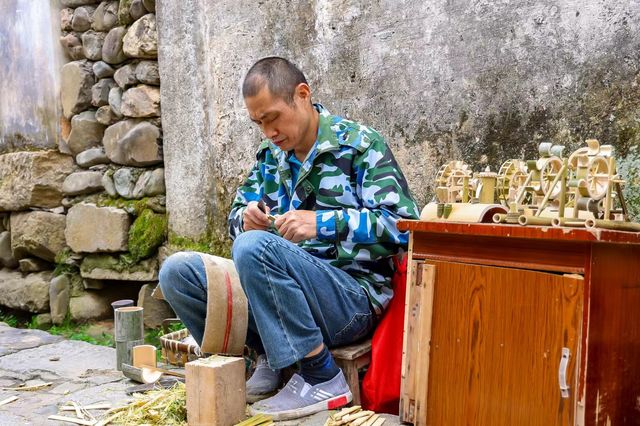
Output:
top-left (38, 0), bottom-right (168, 326)
top-left (0, 152), bottom-right (76, 326)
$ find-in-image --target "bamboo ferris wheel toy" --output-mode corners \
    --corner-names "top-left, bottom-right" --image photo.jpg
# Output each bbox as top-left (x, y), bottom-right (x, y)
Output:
top-left (421, 139), bottom-right (640, 232)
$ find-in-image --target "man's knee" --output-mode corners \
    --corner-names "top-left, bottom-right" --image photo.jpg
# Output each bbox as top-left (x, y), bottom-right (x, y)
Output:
top-left (158, 251), bottom-right (202, 299)
top-left (232, 230), bottom-right (277, 265)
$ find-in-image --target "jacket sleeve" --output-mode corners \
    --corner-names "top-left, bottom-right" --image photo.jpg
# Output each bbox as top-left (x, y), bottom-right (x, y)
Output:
top-left (228, 160), bottom-right (263, 240)
top-left (314, 137), bottom-right (420, 262)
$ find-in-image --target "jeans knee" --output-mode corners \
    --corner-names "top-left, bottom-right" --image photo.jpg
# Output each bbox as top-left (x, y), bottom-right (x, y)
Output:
top-left (232, 230), bottom-right (274, 266)
top-left (158, 251), bottom-right (202, 299)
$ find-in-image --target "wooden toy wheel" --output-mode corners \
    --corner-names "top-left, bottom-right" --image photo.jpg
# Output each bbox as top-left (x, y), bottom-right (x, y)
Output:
top-left (496, 159), bottom-right (527, 203)
top-left (539, 157), bottom-right (563, 199)
top-left (435, 161), bottom-right (471, 203)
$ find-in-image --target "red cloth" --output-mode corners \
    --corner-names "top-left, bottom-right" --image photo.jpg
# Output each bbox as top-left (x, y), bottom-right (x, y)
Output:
top-left (361, 256), bottom-right (408, 414)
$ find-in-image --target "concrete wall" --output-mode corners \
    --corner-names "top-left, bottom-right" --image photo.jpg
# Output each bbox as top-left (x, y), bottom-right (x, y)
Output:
top-left (157, 0), bottom-right (640, 240)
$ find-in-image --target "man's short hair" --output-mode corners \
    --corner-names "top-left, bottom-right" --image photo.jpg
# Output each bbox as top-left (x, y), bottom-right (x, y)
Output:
top-left (242, 57), bottom-right (308, 103)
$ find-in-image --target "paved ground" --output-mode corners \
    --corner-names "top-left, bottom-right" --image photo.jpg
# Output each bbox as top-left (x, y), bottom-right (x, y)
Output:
top-left (0, 323), bottom-right (401, 425)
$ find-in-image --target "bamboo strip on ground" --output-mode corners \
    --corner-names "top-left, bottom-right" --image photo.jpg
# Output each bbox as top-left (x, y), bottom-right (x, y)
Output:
top-left (2, 382), bottom-right (52, 391)
top-left (0, 396), bottom-right (18, 407)
top-left (47, 414), bottom-right (96, 425)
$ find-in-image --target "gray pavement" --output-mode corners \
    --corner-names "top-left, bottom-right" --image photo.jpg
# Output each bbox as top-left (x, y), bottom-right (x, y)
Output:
top-left (0, 323), bottom-right (401, 425)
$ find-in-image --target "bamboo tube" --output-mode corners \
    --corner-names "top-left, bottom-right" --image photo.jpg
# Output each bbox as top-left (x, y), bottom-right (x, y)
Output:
top-left (115, 307), bottom-right (144, 371)
top-left (518, 215), bottom-right (554, 226)
top-left (493, 213), bottom-right (507, 224)
top-left (585, 219), bottom-right (640, 232)
top-left (552, 218), bottom-right (586, 228)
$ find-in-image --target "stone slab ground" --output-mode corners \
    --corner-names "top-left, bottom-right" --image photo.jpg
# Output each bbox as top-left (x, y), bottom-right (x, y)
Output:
top-left (0, 323), bottom-right (400, 425)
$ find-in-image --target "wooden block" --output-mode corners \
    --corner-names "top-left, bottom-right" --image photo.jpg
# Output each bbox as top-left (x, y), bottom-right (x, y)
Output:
top-left (186, 355), bottom-right (245, 426)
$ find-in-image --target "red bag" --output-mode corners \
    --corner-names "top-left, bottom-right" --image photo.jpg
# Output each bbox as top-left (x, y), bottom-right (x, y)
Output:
top-left (361, 256), bottom-right (408, 414)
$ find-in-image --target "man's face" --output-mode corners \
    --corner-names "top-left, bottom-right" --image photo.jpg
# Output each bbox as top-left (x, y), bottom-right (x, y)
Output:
top-left (245, 85), bottom-right (311, 153)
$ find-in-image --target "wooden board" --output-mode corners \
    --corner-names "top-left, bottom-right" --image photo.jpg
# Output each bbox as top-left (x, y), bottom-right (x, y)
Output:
top-left (398, 221), bottom-right (640, 245)
top-left (413, 261), bottom-right (583, 426)
top-left (400, 262), bottom-right (435, 423)
top-left (583, 243), bottom-right (640, 424)
top-left (410, 229), bottom-right (589, 274)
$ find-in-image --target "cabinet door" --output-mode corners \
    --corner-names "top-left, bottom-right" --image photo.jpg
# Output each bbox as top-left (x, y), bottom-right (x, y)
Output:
top-left (422, 261), bottom-right (583, 426)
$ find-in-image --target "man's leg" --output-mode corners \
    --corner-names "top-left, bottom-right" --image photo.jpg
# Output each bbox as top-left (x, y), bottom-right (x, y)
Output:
top-left (158, 252), bottom-right (280, 400)
top-left (232, 231), bottom-right (375, 420)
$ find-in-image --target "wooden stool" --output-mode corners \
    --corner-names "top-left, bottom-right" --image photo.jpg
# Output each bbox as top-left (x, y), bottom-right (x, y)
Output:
top-left (330, 339), bottom-right (372, 406)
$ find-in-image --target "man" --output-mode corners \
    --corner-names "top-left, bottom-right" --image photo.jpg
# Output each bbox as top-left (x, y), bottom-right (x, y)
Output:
top-left (159, 57), bottom-right (419, 420)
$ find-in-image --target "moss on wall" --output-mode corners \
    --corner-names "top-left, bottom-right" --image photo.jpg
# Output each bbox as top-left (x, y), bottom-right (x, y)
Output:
top-left (128, 208), bottom-right (167, 263)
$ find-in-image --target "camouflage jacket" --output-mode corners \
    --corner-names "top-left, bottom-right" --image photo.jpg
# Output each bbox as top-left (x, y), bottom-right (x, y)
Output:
top-left (228, 104), bottom-right (419, 314)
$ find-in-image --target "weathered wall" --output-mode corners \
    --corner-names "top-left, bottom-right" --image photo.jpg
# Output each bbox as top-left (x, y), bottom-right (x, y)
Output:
top-left (0, 0), bottom-right (62, 153)
top-left (157, 0), bottom-right (640, 239)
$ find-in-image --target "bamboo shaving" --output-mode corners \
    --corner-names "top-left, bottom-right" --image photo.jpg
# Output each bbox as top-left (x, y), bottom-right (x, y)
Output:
top-left (325, 406), bottom-right (385, 426)
top-left (96, 383), bottom-right (187, 425)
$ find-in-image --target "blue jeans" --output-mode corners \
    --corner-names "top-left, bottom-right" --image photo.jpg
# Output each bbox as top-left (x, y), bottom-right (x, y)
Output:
top-left (159, 231), bottom-right (375, 369)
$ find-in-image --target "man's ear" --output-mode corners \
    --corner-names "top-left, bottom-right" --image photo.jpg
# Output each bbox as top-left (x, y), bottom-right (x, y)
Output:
top-left (294, 83), bottom-right (312, 104)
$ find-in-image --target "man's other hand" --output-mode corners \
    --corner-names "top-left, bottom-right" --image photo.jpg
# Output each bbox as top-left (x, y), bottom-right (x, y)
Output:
top-left (243, 201), bottom-right (272, 231)
top-left (274, 210), bottom-right (317, 243)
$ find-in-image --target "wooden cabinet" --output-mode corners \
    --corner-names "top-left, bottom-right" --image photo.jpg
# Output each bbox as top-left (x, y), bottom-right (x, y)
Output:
top-left (398, 221), bottom-right (640, 426)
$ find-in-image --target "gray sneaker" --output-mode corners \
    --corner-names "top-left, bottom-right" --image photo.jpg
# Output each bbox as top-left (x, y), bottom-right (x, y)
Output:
top-left (249, 371), bottom-right (352, 421)
top-left (246, 354), bottom-right (281, 403)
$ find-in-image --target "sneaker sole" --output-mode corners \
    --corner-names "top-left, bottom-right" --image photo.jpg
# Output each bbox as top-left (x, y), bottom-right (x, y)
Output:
top-left (246, 391), bottom-right (277, 404)
top-left (248, 391), bottom-right (353, 421)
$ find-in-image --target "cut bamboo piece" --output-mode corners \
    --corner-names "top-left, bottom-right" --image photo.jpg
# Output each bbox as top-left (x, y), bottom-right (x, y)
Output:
top-left (552, 218), bottom-right (586, 228)
top-left (114, 307), bottom-right (144, 341)
top-left (114, 306), bottom-right (144, 371)
top-left (492, 213), bottom-right (507, 224)
top-left (420, 203), bottom-right (507, 223)
top-left (186, 355), bottom-right (245, 426)
top-left (47, 415), bottom-right (95, 425)
top-left (132, 345), bottom-right (157, 369)
top-left (121, 364), bottom-right (162, 384)
top-left (585, 219), bottom-right (640, 232)
top-left (140, 364), bottom-right (185, 378)
top-left (0, 396), bottom-right (18, 407)
top-left (234, 414), bottom-right (273, 426)
top-left (518, 215), bottom-right (553, 226)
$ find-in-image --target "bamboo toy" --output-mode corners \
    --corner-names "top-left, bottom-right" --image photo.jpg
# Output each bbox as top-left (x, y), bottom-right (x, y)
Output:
top-left (115, 306), bottom-right (144, 371)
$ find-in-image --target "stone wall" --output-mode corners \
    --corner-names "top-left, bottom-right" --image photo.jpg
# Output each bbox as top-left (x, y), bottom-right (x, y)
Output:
top-left (0, 0), bottom-right (172, 327)
top-left (157, 0), bottom-right (640, 241)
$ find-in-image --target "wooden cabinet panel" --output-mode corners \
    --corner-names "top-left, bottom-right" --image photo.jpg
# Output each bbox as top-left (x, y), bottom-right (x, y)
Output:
top-left (407, 261), bottom-right (583, 426)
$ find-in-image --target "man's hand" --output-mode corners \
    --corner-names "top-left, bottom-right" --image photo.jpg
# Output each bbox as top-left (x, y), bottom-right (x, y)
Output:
top-left (274, 210), bottom-right (317, 243)
top-left (242, 201), bottom-right (272, 231)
